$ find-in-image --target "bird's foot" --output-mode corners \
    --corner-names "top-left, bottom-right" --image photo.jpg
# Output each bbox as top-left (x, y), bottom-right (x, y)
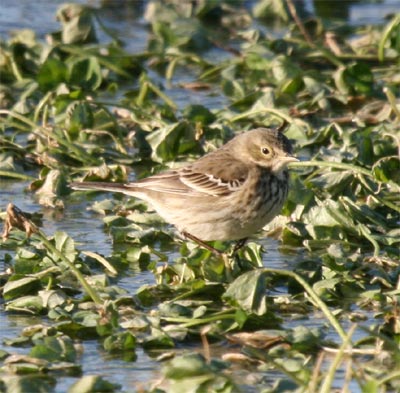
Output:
top-left (231, 238), bottom-right (248, 256)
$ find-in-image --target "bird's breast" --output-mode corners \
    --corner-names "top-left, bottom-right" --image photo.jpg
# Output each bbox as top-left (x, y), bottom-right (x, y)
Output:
top-left (234, 170), bottom-right (288, 228)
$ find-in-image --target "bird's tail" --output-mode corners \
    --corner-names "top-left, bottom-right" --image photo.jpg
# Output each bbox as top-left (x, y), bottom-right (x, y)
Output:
top-left (70, 181), bottom-right (132, 194)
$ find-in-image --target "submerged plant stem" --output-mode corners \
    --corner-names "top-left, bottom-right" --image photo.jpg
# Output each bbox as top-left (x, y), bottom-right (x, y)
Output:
top-left (163, 309), bottom-right (236, 328)
top-left (319, 325), bottom-right (356, 393)
top-left (0, 171), bottom-right (36, 181)
top-left (167, 313), bottom-right (237, 328)
top-left (36, 230), bottom-right (103, 305)
top-left (0, 110), bottom-right (38, 129)
top-left (384, 86), bottom-right (400, 121)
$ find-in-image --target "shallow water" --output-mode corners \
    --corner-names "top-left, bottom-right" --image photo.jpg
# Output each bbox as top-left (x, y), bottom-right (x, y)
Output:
top-left (1, 1), bottom-right (397, 391)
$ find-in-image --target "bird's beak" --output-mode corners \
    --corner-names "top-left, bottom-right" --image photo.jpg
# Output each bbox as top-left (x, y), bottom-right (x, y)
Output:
top-left (281, 155), bottom-right (299, 164)
top-left (273, 154), bottom-right (299, 172)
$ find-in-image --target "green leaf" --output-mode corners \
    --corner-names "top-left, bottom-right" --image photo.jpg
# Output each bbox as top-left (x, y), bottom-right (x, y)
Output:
top-left (146, 122), bottom-right (199, 162)
top-left (162, 353), bottom-right (235, 392)
top-left (271, 55), bottom-right (301, 83)
top-left (5, 296), bottom-right (44, 314)
top-left (103, 331), bottom-right (137, 354)
top-left (3, 276), bottom-right (42, 300)
top-left (38, 290), bottom-right (67, 309)
top-left (0, 375), bottom-right (56, 392)
top-left (54, 231), bottom-right (77, 262)
top-left (182, 104), bottom-right (216, 125)
top-left (73, 310), bottom-right (101, 328)
top-left (373, 156), bottom-right (400, 183)
top-left (305, 200), bottom-right (355, 229)
top-left (35, 169), bottom-right (67, 208)
top-left (334, 62), bottom-right (374, 95)
top-left (57, 4), bottom-right (97, 44)
top-left (313, 278), bottom-right (341, 297)
top-left (309, 171), bottom-right (353, 197)
top-left (164, 353), bottom-right (217, 379)
top-left (361, 379), bottom-right (380, 393)
top-left (142, 328), bottom-right (174, 349)
top-left (68, 375), bottom-right (120, 393)
top-left (37, 58), bottom-right (67, 91)
top-left (253, 0), bottom-right (289, 21)
top-left (159, 302), bottom-right (193, 318)
top-left (66, 102), bottom-right (94, 135)
top-left (151, 17), bottom-right (211, 51)
top-left (237, 242), bottom-right (263, 267)
top-left (30, 336), bottom-right (76, 362)
top-left (223, 270), bottom-right (267, 315)
top-left (68, 57), bottom-right (102, 90)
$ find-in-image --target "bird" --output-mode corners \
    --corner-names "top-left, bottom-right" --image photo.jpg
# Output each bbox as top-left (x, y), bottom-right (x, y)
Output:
top-left (70, 127), bottom-right (297, 256)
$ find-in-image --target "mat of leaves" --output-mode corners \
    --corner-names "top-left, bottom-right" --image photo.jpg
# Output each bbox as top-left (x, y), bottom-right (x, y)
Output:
top-left (0, 2), bottom-right (399, 392)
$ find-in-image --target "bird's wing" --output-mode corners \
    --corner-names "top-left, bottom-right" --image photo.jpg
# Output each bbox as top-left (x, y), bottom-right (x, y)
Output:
top-left (179, 168), bottom-right (245, 196)
top-left (126, 170), bottom-right (191, 195)
top-left (179, 152), bottom-right (249, 196)
top-left (130, 152), bottom-right (248, 197)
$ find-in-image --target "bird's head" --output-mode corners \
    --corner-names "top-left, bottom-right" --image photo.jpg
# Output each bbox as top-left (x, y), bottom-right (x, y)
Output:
top-left (230, 128), bottom-right (298, 173)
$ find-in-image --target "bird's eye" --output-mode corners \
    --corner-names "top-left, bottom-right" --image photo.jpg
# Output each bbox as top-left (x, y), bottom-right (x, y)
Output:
top-left (261, 147), bottom-right (271, 155)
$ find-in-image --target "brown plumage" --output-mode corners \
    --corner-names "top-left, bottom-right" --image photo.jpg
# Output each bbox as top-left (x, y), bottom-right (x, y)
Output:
top-left (71, 127), bottom-right (297, 243)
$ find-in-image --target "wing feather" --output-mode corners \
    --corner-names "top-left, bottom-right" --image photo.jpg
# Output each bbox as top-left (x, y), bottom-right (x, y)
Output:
top-left (127, 150), bottom-right (249, 197)
top-left (180, 170), bottom-right (244, 195)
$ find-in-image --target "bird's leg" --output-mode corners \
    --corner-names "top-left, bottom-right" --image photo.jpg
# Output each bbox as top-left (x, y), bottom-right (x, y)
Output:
top-left (232, 238), bottom-right (248, 255)
top-left (181, 231), bottom-right (223, 258)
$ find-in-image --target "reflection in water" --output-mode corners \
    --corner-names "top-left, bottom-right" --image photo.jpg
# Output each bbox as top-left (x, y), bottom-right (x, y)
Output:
top-left (313, 0), bottom-right (359, 20)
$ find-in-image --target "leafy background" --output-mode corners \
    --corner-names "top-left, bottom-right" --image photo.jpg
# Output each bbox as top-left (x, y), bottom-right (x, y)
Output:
top-left (0, 1), bottom-right (399, 392)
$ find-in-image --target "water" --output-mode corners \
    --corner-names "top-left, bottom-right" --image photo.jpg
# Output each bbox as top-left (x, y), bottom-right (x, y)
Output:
top-left (1, 1), bottom-right (397, 391)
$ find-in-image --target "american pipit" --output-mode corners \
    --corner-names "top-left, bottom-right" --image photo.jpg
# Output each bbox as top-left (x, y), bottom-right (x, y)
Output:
top-left (71, 127), bottom-right (297, 254)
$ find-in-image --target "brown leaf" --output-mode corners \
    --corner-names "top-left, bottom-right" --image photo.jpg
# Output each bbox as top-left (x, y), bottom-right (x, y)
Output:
top-left (226, 332), bottom-right (286, 349)
top-left (179, 82), bottom-right (211, 91)
top-left (4, 354), bottom-right (49, 367)
top-left (221, 352), bottom-right (260, 364)
top-left (1, 203), bottom-right (38, 240)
